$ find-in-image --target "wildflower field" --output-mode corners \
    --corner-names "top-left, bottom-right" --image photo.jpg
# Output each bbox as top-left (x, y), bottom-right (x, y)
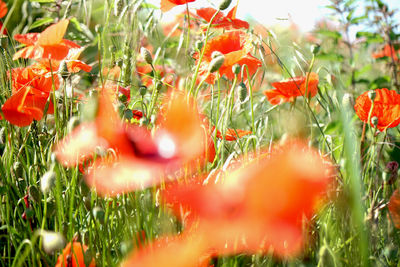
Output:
top-left (3, 0), bottom-right (400, 266)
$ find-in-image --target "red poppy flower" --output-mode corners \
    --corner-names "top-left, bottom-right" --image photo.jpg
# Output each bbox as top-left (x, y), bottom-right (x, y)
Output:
top-left (388, 189), bottom-right (400, 228)
top-left (160, 0), bottom-right (196, 12)
top-left (194, 31), bottom-right (261, 84)
top-left (263, 72), bottom-right (319, 105)
top-left (372, 44), bottom-right (400, 61)
top-left (13, 19), bottom-right (80, 61)
top-left (354, 88), bottom-right (400, 131)
top-left (1, 66), bottom-right (58, 127)
top-left (55, 89), bottom-right (211, 196)
top-left (1, 87), bottom-right (50, 127)
top-left (0, 0), bottom-right (6, 18)
top-left (55, 242), bottom-right (95, 267)
top-left (0, 0), bottom-right (7, 35)
top-left (163, 140), bottom-right (334, 256)
top-left (213, 126), bottom-right (251, 141)
top-left (196, 4), bottom-right (249, 30)
top-left (36, 48), bottom-right (92, 73)
top-left (121, 234), bottom-right (210, 267)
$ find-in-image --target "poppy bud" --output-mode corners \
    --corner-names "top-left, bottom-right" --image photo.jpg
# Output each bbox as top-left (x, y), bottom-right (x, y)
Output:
top-left (238, 82), bottom-right (247, 102)
top-left (218, 0), bottom-right (232, 10)
top-left (371, 116), bottom-right (379, 128)
top-left (368, 90), bottom-right (376, 101)
top-left (41, 170), bottom-right (56, 193)
top-left (209, 56), bottom-right (225, 73)
top-left (29, 185), bottom-right (41, 203)
top-left (93, 206), bottom-right (105, 224)
top-left (342, 93), bottom-right (354, 109)
top-left (310, 44), bottom-right (320, 55)
top-left (155, 81), bottom-right (162, 91)
top-left (139, 85), bottom-right (147, 96)
top-left (195, 40), bottom-right (203, 51)
top-left (67, 116), bottom-right (80, 133)
top-left (140, 47), bottom-right (153, 65)
top-left (211, 51), bottom-right (223, 59)
top-left (38, 230), bottom-right (65, 254)
top-left (124, 109), bottom-right (133, 120)
top-left (58, 60), bottom-right (69, 79)
top-left (0, 127), bottom-right (5, 145)
top-left (13, 161), bottom-right (23, 178)
top-left (232, 64), bottom-right (241, 75)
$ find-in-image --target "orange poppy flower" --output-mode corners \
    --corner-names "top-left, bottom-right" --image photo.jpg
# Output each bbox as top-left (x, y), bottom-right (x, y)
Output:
top-left (0, 0), bottom-right (6, 18)
top-left (163, 140), bottom-right (334, 256)
top-left (1, 66), bottom-right (58, 127)
top-left (121, 234), bottom-right (210, 267)
top-left (388, 189), bottom-right (400, 228)
top-left (13, 19), bottom-right (80, 61)
top-left (36, 48), bottom-right (92, 73)
top-left (55, 89), bottom-right (211, 196)
top-left (372, 44), bottom-right (400, 61)
top-left (1, 87), bottom-right (50, 127)
top-left (193, 31), bottom-right (261, 84)
top-left (160, 0), bottom-right (196, 12)
top-left (55, 242), bottom-right (95, 267)
top-left (213, 126), bottom-right (251, 141)
top-left (354, 88), bottom-right (400, 131)
top-left (263, 72), bottom-right (319, 105)
top-left (196, 3), bottom-right (249, 30)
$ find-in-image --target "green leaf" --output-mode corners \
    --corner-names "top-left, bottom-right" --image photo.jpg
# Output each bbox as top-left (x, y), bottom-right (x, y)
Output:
top-left (316, 29), bottom-right (342, 39)
top-left (356, 31), bottom-right (384, 43)
top-left (316, 52), bottom-right (344, 62)
top-left (29, 18), bottom-right (54, 30)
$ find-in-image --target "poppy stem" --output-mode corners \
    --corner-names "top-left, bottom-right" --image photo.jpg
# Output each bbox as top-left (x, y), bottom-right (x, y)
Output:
top-left (189, 9), bottom-right (221, 95)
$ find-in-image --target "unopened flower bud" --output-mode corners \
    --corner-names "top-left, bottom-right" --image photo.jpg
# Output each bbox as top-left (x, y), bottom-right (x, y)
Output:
top-left (139, 85), bottom-right (147, 96)
top-left (38, 230), bottom-right (65, 254)
top-left (0, 127), bottom-right (5, 145)
top-left (29, 185), bottom-right (41, 203)
top-left (93, 206), bottom-right (105, 224)
top-left (13, 161), bottom-right (23, 177)
top-left (67, 116), bottom-right (80, 133)
top-left (368, 90), bottom-right (376, 101)
top-left (209, 56), bottom-right (225, 73)
top-left (58, 60), bottom-right (69, 79)
top-left (155, 81), bottom-right (162, 91)
top-left (41, 170), bottom-right (56, 193)
top-left (124, 109), bottom-right (133, 120)
top-left (140, 47), bottom-right (153, 65)
top-left (311, 44), bottom-right (320, 55)
top-left (232, 64), bottom-right (241, 75)
top-left (342, 93), bottom-right (354, 109)
top-left (238, 82), bottom-right (247, 102)
top-left (371, 116), bottom-right (379, 127)
top-left (218, 0), bottom-right (232, 10)
top-left (211, 51), bottom-right (223, 59)
top-left (195, 40), bottom-right (203, 51)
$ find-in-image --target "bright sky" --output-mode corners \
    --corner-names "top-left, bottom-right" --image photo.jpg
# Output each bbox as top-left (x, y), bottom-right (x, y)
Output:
top-left (148, 0), bottom-right (400, 33)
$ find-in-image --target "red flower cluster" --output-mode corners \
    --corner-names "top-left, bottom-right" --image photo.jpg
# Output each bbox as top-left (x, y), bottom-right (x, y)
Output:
top-left (194, 31), bottom-right (261, 84)
top-left (1, 20), bottom-right (90, 127)
top-left (55, 242), bottom-right (95, 267)
top-left (55, 89), bottom-right (214, 196)
top-left (124, 141), bottom-right (335, 264)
